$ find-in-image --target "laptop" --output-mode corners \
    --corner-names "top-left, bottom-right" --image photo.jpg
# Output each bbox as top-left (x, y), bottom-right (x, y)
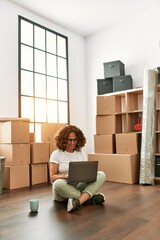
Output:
top-left (67, 161), bottom-right (98, 184)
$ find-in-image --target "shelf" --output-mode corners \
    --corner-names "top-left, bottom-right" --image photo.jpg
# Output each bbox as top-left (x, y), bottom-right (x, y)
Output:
top-left (126, 90), bottom-right (143, 112)
top-left (127, 110), bottom-right (142, 114)
top-left (96, 87), bottom-right (159, 134)
top-left (115, 112), bottom-right (126, 115)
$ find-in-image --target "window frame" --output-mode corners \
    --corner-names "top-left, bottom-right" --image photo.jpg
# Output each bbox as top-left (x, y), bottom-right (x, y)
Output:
top-left (18, 15), bottom-right (70, 130)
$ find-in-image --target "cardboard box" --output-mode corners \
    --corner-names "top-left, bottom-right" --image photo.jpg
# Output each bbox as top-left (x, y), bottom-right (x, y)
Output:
top-left (49, 142), bottom-right (57, 155)
top-left (0, 144), bottom-right (30, 165)
top-left (0, 117), bottom-right (30, 122)
top-left (96, 115), bottom-right (115, 134)
top-left (3, 165), bottom-right (30, 190)
top-left (88, 153), bottom-right (140, 184)
top-left (29, 133), bottom-right (35, 142)
top-left (97, 95), bottom-right (116, 115)
top-left (96, 115), bottom-right (122, 134)
top-left (116, 133), bottom-right (141, 154)
top-left (97, 95), bottom-right (126, 115)
top-left (30, 143), bottom-right (50, 164)
top-left (30, 163), bottom-right (48, 185)
top-left (0, 121), bottom-right (29, 143)
top-left (94, 134), bottom-right (116, 154)
top-left (41, 123), bottom-right (66, 142)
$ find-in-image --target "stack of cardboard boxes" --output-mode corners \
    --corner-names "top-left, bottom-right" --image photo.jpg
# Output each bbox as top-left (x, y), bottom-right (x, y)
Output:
top-left (40, 122), bottom-right (66, 182)
top-left (30, 142), bottom-right (50, 185)
top-left (0, 118), bottom-right (66, 190)
top-left (29, 122), bottom-right (66, 187)
top-left (88, 93), bottom-right (141, 184)
top-left (0, 119), bottom-right (30, 190)
top-left (41, 123), bottom-right (66, 156)
top-left (30, 123), bottom-right (66, 185)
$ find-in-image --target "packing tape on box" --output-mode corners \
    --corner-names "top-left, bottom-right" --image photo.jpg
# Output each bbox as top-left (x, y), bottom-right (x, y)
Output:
top-left (139, 68), bottom-right (158, 185)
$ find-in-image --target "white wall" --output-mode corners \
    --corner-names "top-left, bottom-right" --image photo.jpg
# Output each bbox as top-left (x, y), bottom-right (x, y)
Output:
top-left (85, 4), bottom-right (160, 152)
top-left (1, 1), bottom-right (160, 154)
top-left (0, 0), bottom-right (87, 139)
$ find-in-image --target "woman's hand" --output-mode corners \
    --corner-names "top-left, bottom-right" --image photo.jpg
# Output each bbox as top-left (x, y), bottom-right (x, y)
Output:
top-left (61, 173), bottom-right (68, 179)
top-left (50, 162), bottom-right (68, 182)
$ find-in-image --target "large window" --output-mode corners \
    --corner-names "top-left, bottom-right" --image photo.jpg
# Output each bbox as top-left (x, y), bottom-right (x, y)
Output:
top-left (18, 16), bottom-right (69, 138)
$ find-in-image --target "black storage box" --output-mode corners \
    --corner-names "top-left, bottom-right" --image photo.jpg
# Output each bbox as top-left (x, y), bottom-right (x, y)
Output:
top-left (97, 78), bottom-right (113, 95)
top-left (104, 60), bottom-right (125, 78)
top-left (155, 156), bottom-right (160, 177)
top-left (113, 75), bottom-right (133, 92)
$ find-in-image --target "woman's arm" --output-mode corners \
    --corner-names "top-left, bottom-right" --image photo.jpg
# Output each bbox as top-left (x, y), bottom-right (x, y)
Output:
top-left (49, 162), bottom-right (68, 182)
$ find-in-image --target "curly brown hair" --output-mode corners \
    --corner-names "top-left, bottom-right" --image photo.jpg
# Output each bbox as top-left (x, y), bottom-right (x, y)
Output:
top-left (54, 125), bottom-right (86, 151)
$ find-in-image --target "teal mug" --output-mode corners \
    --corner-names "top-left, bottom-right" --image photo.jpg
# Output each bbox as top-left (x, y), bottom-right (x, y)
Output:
top-left (30, 199), bottom-right (39, 212)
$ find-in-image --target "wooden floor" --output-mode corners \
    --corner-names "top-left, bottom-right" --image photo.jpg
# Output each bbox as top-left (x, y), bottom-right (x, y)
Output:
top-left (1, 181), bottom-right (160, 240)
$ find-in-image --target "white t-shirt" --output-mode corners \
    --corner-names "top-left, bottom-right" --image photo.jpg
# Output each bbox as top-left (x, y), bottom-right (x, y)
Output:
top-left (49, 149), bottom-right (87, 174)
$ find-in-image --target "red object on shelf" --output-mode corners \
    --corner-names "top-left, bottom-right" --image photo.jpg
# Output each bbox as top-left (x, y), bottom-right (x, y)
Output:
top-left (134, 117), bottom-right (142, 131)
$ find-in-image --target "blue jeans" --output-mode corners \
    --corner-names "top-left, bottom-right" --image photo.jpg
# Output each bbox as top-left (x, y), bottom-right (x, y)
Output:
top-left (52, 171), bottom-right (106, 202)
